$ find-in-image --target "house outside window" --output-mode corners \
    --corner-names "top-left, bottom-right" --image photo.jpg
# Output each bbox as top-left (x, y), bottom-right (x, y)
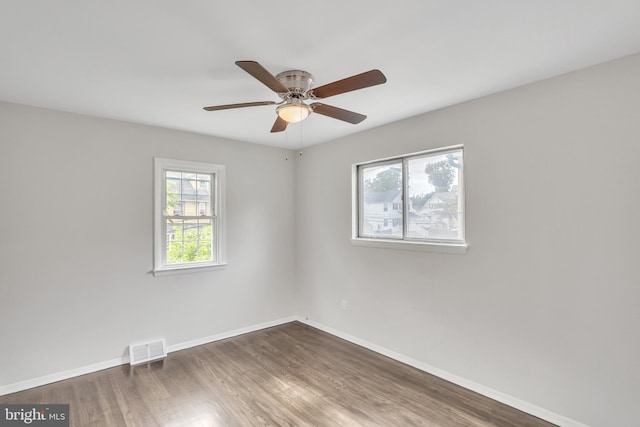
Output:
top-left (353, 146), bottom-right (465, 250)
top-left (153, 158), bottom-right (226, 275)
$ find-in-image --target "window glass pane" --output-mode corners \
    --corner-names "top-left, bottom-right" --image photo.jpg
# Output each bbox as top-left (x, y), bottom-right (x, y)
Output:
top-left (165, 171), bottom-right (182, 216)
top-left (196, 174), bottom-right (211, 193)
top-left (198, 219), bottom-right (215, 262)
top-left (196, 173), bottom-right (213, 216)
top-left (407, 150), bottom-right (463, 241)
top-left (178, 173), bottom-right (195, 216)
top-left (166, 218), bottom-right (184, 264)
top-left (361, 162), bottom-right (403, 239)
top-left (165, 218), bottom-right (214, 264)
top-left (183, 219), bottom-right (198, 243)
top-left (165, 172), bottom-right (214, 218)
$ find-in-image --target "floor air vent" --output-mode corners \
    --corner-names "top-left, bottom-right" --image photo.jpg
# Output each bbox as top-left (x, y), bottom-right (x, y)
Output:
top-left (129, 338), bottom-right (167, 365)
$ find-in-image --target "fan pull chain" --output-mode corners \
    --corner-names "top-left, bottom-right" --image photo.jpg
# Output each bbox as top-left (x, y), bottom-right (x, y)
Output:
top-left (299, 121), bottom-right (303, 157)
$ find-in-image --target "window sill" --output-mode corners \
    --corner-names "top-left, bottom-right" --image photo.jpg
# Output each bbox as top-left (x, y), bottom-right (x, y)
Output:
top-left (152, 263), bottom-right (227, 277)
top-left (351, 238), bottom-right (467, 254)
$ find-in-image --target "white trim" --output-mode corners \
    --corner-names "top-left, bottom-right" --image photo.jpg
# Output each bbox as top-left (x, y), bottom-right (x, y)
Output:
top-left (352, 147), bottom-right (466, 250)
top-left (167, 316), bottom-right (299, 353)
top-left (296, 317), bottom-right (588, 427)
top-left (351, 164), bottom-right (359, 239)
top-left (0, 357), bottom-right (127, 397)
top-left (153, 157), bottom-right (227, 274)
top-left (355, 144), bottom-right (464, 167)
top-left (0, 316), bottom-right (298, 397)
top-left (152, 263), bottom-right (227, 276)
top-left (351, 237), bottom-right (468, 254)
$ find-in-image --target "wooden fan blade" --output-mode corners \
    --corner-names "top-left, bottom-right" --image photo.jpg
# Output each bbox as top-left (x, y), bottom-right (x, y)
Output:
top-left (270, 116), bottom-right (288, 133)
top-left (236, 61), bottom-right (289, 94)
top-left (310, 103), bottom-right (367, 124)
top-left (310, 69), bottom-right (386, 99)
top-left (203, 101), bottom-right (277, 111)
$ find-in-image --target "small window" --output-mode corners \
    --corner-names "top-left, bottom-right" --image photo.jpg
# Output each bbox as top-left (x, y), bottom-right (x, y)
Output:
top-left (154, 158), bottom-right (226, 275)
top-left (354, 146), bottom-right (465, 249)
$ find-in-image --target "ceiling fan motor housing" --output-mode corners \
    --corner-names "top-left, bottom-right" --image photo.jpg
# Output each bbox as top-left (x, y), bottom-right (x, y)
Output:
top-left (275, 70), bottom-right (314, 97)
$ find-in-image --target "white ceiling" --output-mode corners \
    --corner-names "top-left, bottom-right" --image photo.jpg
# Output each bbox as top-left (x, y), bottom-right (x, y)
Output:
top-left (1, 1), bottom-right (640, 148)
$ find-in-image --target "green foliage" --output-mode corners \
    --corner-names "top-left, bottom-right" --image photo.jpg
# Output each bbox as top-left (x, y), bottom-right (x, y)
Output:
top-left (365, 167), bottom-right (402, 192)
top-left (166, 179), bottom-right (180, 211)
top-left (167, 224), bottom-right (213, 264)
top-left (424, 160), bottom-right (454, 192)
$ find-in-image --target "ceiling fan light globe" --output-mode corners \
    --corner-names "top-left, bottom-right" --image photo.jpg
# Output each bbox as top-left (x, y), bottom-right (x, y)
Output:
top-left (277, 103), bottom-right (311, 123)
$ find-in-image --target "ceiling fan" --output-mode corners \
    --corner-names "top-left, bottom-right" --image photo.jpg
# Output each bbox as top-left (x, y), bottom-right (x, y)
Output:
top-left (203, 61), bottom-right (387, 133)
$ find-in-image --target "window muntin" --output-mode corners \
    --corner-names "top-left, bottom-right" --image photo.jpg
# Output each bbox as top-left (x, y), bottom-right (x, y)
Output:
top-left (357, 147), bottom-right (464, 245)
top-left (154, 158), bottom-right (226, 274)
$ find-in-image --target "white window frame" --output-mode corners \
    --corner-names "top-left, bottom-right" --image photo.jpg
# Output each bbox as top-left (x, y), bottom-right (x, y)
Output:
top-left (351, 145), bottom-right (467, 254)
top-left (153, 158), bottom-right (227, 276)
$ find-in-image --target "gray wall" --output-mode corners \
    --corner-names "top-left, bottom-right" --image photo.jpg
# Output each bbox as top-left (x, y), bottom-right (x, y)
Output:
top-left (295, 53), bottom-right (640, 427)
top-left (0, 103), bottom-right (297, 386)
top-left (2, 52), bottom-right (639, 426)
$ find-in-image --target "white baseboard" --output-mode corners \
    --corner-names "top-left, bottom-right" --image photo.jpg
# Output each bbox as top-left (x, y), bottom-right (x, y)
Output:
top-left (0, 357), bottom-right (127, 397)
top-left (166, 316), bottom-right (300, 353)
top-left (0, 315), bottom-right (299, 397)
top-left (296, 317), bottom-right (589, 427)
top-left (0, 315), bottom-right (589, 427)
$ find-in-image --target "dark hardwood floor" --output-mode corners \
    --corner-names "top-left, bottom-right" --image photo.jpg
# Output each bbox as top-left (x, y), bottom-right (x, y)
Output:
top-left (1, 322), bottom-right (555, 426)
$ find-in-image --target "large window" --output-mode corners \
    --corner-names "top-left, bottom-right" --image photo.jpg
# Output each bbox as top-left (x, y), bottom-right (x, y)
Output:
top-left (353, 146), bottom-right (465, 250)
top-left (153, 158), bottom-right (226, 275)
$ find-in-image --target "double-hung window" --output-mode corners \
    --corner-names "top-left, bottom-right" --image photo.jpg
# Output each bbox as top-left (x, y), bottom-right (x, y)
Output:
top-left (153, 158), bottom-right (226, 275)
top-left (352, 146), bottom-right (466, 252)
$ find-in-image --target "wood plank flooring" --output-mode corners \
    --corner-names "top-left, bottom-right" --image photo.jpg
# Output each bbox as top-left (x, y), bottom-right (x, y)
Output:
top-left (0, 322), bottom-right (556, 426)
